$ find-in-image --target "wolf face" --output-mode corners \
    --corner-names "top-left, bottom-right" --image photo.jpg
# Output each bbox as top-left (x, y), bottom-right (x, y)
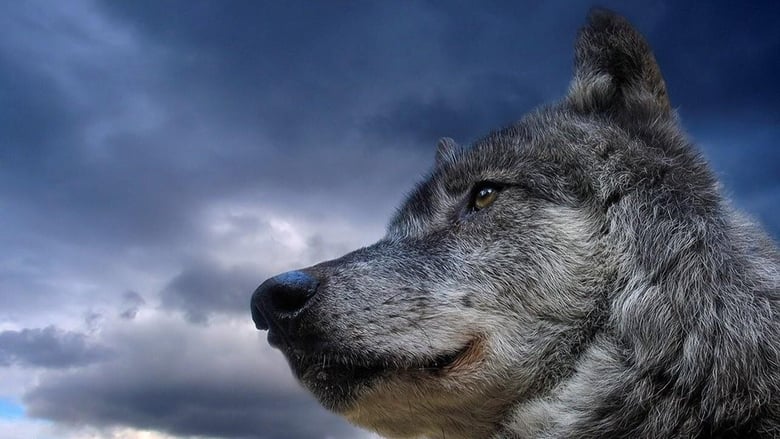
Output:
top-left (252, 10), bottom-right (780, 439)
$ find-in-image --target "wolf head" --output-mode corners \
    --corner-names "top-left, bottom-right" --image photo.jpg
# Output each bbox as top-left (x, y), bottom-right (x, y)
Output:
top-left (252, 10), bottom-right (779, 439)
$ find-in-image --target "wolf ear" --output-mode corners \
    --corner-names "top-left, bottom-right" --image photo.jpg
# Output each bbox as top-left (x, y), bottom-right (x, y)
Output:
top-left (435, 137), bottom-right (459, 167)
top-left (568, 9), bottom-right (671, 115)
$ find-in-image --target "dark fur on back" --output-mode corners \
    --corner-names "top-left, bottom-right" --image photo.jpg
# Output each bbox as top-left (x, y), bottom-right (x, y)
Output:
top-left (253, 10), bottom-right (780, 438)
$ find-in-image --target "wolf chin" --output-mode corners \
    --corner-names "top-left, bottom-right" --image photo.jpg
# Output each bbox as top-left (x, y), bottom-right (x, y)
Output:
top-left (252, 10), bottom-right (780, 438)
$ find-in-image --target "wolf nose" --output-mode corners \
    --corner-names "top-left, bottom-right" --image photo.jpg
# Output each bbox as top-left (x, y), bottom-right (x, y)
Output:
top-left (251, 270), bottom-right (319, 331)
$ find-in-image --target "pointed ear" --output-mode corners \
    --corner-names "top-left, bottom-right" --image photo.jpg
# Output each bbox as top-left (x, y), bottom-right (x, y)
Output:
top-left (567, 9), bottom-right (671, 115)
top-left (435, 137), bottom-right (459, 167)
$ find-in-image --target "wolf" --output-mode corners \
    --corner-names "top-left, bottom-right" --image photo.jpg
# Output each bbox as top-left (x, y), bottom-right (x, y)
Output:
top-left (251, 9), bottom-right (780, 438)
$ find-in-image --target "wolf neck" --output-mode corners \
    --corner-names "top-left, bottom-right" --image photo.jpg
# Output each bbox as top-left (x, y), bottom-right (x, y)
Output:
top-left (492, 336), bottom-right (631, 438)
top-left (498, 206), bottom-right (780, 438)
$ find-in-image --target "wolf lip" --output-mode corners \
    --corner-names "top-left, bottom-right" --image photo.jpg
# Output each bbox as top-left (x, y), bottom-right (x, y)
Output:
top-left (295, 337), bottom-right (482, 386)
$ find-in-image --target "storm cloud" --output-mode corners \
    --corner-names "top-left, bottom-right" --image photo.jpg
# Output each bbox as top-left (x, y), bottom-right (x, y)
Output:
top-left (23, 316), bottom-right (368, 439)
top-left (0, 0), bottom-right (777, 438)
top-left (119, 291), bottom-right (146, 320)
top-left (0, 327), bottom-right (113, 369)
top-left (160, 261), bottom-right (260, 323)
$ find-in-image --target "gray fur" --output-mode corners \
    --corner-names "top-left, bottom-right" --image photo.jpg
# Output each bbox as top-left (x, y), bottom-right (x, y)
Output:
top-left (435, 137), bottom-right (461, 167)
top-left (253, 9), bottom-right (780, 438)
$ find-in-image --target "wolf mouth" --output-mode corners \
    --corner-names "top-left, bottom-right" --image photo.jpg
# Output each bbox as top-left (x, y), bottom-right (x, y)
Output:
top-left (281, 337), bottom-right (484, 399)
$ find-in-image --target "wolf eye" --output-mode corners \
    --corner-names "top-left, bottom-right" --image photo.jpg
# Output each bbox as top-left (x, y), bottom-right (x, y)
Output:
top-left (472, 185), bottom-right (500, 211)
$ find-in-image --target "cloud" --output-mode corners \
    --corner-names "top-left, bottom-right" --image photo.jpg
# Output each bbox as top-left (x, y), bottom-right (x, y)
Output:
top-left (120, 291), bottom-right (147, 321)
top-left (159, 262), bottom-right (259, 324)
top-left (0, 326), bottom-right (113, 369)
top-left (649, 2), bottom-right (780, 121)
top-left (24, 314), bottom-right (368, 439)
top-left (154, 204), bottom-right (384, 325)
top-left (363, 73), bottom-right (544, 147)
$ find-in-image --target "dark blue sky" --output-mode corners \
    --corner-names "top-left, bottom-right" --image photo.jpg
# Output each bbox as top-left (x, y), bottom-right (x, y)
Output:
top-left (0, 1), bottom-right (778, 438)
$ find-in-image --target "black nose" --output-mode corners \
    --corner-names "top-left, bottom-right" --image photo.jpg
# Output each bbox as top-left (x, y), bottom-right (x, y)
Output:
top-left (251, 270), bottom-right (319, 331)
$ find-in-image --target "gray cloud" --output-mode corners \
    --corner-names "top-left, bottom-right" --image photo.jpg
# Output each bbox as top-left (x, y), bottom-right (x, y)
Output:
top-left (363, 73), bottom-right (544, 147)
top-left (119, 291), bottom-right (146, 320)
top-left (2, 0), bottom-right (772, 263)
top-left (0, 326), bottom-right (113, 369)
top-left (24, 317), bottom-right (367, 439)
top-left (158, 219), bottom-right (367, 324)
top-left (26, 372), bottom-right (358, 439)
top-left (160, 262), bottom-right (260, 324)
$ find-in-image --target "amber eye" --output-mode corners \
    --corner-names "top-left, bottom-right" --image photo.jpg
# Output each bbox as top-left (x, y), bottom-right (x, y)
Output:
top-left (473, 185), bottom-right (499, 211)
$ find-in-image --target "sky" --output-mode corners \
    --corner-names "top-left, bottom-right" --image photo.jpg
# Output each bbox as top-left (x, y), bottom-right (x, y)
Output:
top-left (0, 1), bottom-right (778, 438)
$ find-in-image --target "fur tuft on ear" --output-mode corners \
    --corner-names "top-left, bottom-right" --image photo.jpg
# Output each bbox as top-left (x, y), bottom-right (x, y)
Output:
top-left (568, 9), bottom-right (671, 115)
top-left (435, 137), bottom-right (460, 167)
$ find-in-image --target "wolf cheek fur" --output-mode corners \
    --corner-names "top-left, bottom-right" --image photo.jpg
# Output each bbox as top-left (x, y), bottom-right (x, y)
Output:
top-left (252, 9), bottom-right (780, 439)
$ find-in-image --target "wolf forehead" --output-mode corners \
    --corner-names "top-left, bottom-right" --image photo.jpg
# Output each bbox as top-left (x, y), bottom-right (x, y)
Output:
top-left (389, 104), bottom-right (698, 238)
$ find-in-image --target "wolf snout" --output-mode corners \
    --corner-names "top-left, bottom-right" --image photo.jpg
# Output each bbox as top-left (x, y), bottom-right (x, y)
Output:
top-left (251, 270), bottom-right (320, 332)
